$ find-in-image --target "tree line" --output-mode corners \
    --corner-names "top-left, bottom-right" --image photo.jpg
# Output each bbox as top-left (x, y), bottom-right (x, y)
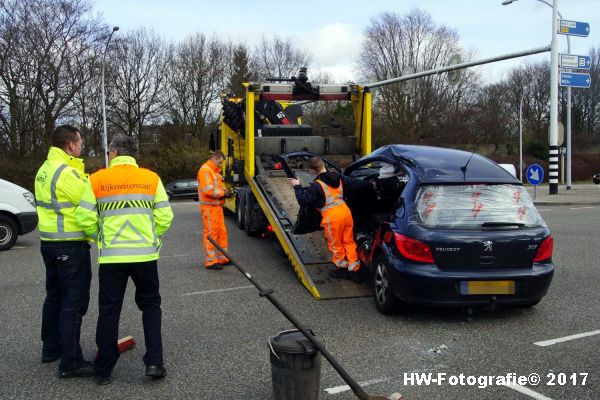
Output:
top-left (1, 1), bottom-right (599, 176)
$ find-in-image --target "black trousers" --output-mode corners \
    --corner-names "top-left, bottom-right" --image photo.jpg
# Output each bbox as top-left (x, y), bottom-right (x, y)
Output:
top-left (94, 260), bottom-right (163, 378)
top-left (40, 241), bottom-right (91, 372)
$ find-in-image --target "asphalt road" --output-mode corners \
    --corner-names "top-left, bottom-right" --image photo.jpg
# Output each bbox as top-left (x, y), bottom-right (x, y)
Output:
top-left (0, 202), bottom-right (599, 399)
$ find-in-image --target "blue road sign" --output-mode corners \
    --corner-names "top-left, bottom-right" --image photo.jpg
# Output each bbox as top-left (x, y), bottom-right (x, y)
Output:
top-left (558, 20), bottom-right (590, 37)
top-left (560, 72), bottom-right (591, 88)
top-left (560, 54), bottom-right (591, 70)
top-left (526, 164), bottom-right (544, 186)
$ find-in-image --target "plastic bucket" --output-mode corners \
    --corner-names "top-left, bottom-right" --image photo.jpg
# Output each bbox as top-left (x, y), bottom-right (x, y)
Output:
top-left (269, 329), bottom-right (324, 400)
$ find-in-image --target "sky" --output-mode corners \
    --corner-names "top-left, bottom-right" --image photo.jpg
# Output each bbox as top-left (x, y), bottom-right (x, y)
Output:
top-left (93, 0), bottom-right (600, 84)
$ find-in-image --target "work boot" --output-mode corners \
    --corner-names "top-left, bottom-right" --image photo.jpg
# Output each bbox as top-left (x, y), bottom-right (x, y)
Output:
top-left (205, 264), bottom-right (223, 270)
top-left (328, 268), bottom-right (349, 279)
top-left (146, 365), bottom-right (167, 379)
top-left (41, 353), bottom-right (60, 363)
top-left (58, 361), bottom-right (95, 378)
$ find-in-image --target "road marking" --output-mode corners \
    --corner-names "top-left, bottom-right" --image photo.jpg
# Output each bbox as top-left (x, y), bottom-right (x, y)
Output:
top-left (182, 285), bottom-right (254, 296)
top-left (162, 254), bottom-right (190, 258)
top-left (12, 246), bottom-right (26, 249)
top-left (504, 384), bottom-right (553, 400)
top-left (569, 206), bottom-right (595, 210)
top-left (323, 377), bottom-right (390, 394)
top-left (534, 329), bottom-right (600, 347)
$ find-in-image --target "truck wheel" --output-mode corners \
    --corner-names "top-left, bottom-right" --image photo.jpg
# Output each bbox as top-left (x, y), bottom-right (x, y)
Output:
top-left (0, 215), bottom-right (18, 251)
top-left (236, 192), bottom-right (245, 230)
top-left (244, 191), bottom-right (258, 236)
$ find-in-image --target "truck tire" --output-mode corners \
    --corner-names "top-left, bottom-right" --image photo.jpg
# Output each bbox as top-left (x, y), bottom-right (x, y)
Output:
top-left (236, 192), bottom-right (245, 230)
top-left (0, 214), bottom-right (18, 251)
top-left (244, 191), bottom-right (258, 236)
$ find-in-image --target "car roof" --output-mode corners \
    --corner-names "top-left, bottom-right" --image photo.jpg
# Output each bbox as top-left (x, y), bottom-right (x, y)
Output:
top-left (366, 145), bottom-right (520, 184)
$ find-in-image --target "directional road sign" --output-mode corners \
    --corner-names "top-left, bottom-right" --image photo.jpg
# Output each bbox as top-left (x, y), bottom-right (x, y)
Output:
top-left (560, 72), bottom-right (591, 88)
top-left (526, 164), bottom-right (544, 186)
top-left (558, 20), bottom-right (590, 37)
top-left (560, 54), bottom-right (591, 70)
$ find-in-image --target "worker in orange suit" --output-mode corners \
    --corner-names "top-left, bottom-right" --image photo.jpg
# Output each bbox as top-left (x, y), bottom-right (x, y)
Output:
top-left (197, 150), bottom-right (233, 270)
top-left (288, 157), bottom-right (375, 283)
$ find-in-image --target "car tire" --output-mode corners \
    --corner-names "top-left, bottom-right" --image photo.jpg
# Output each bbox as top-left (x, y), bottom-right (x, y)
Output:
top-left (373, 254), bottom-right (400, 314)
top-left (236, 192), bottom-right (245, 230)
top-left (0, 214), bottom-right (18, 251)
top-left (594, 177), bottom-right (600, 185)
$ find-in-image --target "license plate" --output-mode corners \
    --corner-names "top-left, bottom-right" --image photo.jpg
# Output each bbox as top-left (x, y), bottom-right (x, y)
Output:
top-left (460, 280), bottom-right (515, 295)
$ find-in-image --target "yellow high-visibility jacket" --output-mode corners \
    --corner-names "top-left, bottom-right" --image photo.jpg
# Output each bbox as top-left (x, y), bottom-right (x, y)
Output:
top-left (35, 147), bottom-right (88, 241)
top-left (75, 156), bottom-right (173, 264)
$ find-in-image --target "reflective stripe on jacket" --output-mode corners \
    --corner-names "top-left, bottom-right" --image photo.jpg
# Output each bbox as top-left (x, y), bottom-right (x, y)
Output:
top-left (35, 147), bottom-right (88, 241)
top-left (197, 160), bottom-right (225, 206)
top-left (75, 156), bottom-right (173, 264)
top-left (315, 179), bottom-right (346, 215)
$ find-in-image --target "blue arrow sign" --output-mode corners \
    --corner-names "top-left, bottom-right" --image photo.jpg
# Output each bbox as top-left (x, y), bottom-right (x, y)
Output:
top-left (560, 72), bottom-right (591, 88)
top-left (560, 54), bottom-right (591, 70)
top-left (558, 20), bottom-right (590, 37)
top-left (526, 164), bottom-right (544, 186)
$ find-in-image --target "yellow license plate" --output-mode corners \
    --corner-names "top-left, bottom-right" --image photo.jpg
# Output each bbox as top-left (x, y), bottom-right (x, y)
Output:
top-left (460, 280), bottom-right (515, 295)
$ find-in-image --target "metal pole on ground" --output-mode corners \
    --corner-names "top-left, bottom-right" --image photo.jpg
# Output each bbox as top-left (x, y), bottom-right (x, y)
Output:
top-left (207, 236), bottom-right (394, 400)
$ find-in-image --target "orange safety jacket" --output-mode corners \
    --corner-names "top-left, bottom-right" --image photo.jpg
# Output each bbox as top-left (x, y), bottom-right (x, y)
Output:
top-left (197, 160), bottom-right (225, 206)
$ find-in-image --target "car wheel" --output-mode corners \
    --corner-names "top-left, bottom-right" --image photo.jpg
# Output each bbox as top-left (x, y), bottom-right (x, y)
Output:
top-left (0, 215), bottom-right (18, 251)
top-left (373, 254), bottom-right (400, 314)
top-left (594, 176), bottom-right (600, 185)
top-left (236, 193), bottom-right (245, 230)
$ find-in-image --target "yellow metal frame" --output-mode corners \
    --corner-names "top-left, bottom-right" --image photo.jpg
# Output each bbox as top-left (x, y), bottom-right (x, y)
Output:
top-left (219, 83), bottom-right (373, 299)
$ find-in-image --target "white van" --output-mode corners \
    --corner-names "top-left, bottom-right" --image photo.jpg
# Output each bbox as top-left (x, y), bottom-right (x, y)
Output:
top-left (0, 179), bottom-right (38, 250)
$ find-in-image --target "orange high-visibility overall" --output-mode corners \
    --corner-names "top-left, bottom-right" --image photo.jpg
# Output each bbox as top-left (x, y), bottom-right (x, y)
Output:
top-left (316, 179), bottom-right (360, 272)
top-left (197, 160), bottom-right (228, 267)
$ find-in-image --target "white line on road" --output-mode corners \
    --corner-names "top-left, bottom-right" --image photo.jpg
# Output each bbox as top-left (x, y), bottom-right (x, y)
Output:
top-left (182, 285), bottom-right (254, 296)
top-left (12, 246), bottom-right (26, 249)
top-left (569, 206), bottom-right (595, 210)
top-left (161, 254), bottom-right (191, 258)
top-left (504, 384), bottom-right (553, 400)
top-left (323, 377), bottom-right (390, 395)
top-left (534, 329), bottom-right (600, 347)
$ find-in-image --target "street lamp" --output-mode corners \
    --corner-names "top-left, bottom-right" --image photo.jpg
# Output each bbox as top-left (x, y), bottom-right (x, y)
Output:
top-left (519, 90), bottom-right (525, 182)
top-left (503, 0), bottom-right (572, 190)
top-left (102, 26), bottom-right (119, 168)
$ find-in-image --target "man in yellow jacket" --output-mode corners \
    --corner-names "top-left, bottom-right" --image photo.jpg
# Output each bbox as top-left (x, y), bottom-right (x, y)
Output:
top-left (75, 134), bottom-right (173, 385)
top-left (197, 150), bottom-right (233, 269)
top-left (35, 124), bottom-right (94, 378)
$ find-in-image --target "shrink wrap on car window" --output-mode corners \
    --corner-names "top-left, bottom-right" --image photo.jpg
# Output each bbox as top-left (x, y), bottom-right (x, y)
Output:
top-left (413, 184), bottom-right (545, 229)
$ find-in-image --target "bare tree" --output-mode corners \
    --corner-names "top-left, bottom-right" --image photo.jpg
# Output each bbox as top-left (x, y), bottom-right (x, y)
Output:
top-left (109, 28), bottom-right (169, 146)
top-left (166, 33), bottom-right (227, 138)
top-left (0, 0), bottom-right (104, 156)
top-left (358, 9), bottom-right (479, 143)
top-left (253, 35), bottom-right (312, 80)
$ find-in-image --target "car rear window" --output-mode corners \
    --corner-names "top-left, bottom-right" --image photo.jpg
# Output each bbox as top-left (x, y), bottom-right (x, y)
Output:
top-left (413, 184), bottom-right (545, 229)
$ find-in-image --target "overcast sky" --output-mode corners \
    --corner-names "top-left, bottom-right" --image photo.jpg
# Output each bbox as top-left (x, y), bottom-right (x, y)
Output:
top-left (94, 0), bottom-right (600, 84)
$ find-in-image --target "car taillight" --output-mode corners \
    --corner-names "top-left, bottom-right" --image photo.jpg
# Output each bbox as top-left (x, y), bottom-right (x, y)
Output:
top-left (394, 233), bottom-right (434, 264)
top-left (533, 235), bottom-right (553, 262)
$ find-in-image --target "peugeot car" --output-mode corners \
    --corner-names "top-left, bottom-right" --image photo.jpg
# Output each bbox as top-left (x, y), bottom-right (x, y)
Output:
top-left (343, 145), bottom-right (554, 314)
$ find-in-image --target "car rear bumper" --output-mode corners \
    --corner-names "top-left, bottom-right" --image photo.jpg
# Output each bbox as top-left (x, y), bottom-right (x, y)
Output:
top-left (389, 260), bottom-right (554, 307)
top-left (17, 212), bottom-right (38, 234)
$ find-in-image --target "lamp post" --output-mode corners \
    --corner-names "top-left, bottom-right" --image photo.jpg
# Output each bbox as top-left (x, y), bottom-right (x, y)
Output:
top-left (503, 0), bottom-right (572, 190)
top-left (519, 90), bottom-right (525, 182)
top-left (102, 26), bottom-right (119, 168)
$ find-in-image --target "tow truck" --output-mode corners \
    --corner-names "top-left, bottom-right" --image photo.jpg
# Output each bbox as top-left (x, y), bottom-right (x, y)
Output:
top-left (212, 69), bottom-right (373, 300)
